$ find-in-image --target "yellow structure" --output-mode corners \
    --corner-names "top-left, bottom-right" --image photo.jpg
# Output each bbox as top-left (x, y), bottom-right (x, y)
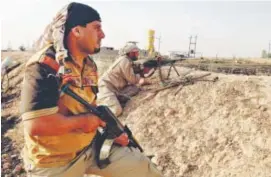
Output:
top-left (147, 29), bottom-right (155, 57)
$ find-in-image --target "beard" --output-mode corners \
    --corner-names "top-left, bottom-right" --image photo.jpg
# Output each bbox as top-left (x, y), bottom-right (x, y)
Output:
top-left (80, 39), bottom-right (101, 55)
top-left (130, 56), bottom-right (138, 61)
top-left (81, 47), bottom-right (100, 55)
top-left (93, 48), bottom-right (100, 54)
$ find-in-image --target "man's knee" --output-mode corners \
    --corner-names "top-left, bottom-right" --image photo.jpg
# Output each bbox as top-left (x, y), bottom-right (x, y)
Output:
top-left (97, 101), bottom-right (123, 117)
top-left (97, 93), bottom-right (123, 117)
top-left (107, 147), bottom-right (163, 177)
top-left (110, 104), bottom-right (123, 117)
top-left (125, 151), bottom-right (162, 177)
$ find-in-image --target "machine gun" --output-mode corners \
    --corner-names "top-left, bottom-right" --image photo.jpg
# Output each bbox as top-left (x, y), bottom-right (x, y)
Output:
top-left (61, 83), bottom-right (144, 169)
top-left (133, 57), bottom-right (182, 84)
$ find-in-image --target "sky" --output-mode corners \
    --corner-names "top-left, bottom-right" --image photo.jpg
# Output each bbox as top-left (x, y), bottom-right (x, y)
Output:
top-left (1, 0), bottom-right (271, 58)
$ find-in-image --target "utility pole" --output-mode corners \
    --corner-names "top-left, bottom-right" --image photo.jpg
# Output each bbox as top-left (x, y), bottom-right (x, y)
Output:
top-left (269, 41), bottom-right (271, 57)
top-left (156, 35), bottom-right (161, 52)
top-left (188, 35), bottom-right (197, 58)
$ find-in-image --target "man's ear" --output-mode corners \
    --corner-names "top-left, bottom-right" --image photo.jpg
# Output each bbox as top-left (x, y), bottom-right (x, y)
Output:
top-left (70, 27), bottom-right (81, 38)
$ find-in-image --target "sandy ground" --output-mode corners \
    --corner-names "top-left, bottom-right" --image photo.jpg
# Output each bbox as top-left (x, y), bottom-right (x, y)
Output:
top-left (1, 51), bottom-right (271, 177)
top-left (118, 67), bottom-right (271, 177)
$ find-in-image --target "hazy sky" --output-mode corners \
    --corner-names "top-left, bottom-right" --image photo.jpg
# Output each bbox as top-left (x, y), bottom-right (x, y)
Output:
top-left (1, 0), bottom-right (271, 57)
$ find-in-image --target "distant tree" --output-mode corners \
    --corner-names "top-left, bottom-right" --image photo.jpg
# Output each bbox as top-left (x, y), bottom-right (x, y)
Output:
top-left (268, 53), bottom-right (271, 58)
top-left (19, 45), bottom-right (26, 51)
top-left (261, 50), bottom-right (267, 58)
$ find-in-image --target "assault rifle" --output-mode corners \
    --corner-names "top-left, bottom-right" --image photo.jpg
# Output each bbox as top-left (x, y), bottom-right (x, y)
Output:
top-left (61, 83), bottom-right (144, 169)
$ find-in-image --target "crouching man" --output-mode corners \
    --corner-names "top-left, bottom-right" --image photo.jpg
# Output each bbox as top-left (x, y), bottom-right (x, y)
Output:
top-left (97, 43), bottom-right (149, 117)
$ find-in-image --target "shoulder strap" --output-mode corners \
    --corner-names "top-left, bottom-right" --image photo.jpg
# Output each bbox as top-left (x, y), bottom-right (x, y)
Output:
top-left (39, 46), bottom-right (60, 72)
top-left (26, 44), bottom-right (60, 73)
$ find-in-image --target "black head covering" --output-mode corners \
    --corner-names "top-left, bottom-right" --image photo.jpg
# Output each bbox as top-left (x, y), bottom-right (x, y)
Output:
top-left (63, 2), bottom-right (101, 49)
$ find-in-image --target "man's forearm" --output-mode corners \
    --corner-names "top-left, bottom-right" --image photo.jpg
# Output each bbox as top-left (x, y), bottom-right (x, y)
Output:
top-left (127, 73), bottom-right (141, 85)
top-left (24, 113), bottom-right (91, 136)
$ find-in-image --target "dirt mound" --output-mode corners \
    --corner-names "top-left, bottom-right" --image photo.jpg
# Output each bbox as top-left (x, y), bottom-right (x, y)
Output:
top-left (119, 68), bottom-right (271, 177)
top-left (1, 52), bottom-right (30, 176)
top-left (175, 58), bottom-right (271, 76)
top-left (178, 62), bottom-right (271, 76)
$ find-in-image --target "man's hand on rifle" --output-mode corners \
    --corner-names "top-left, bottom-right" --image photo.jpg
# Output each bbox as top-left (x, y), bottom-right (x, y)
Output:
top-left (138, 78), bottom-right (151, 86)
top-left (82, 114), bottom-right (106, 133)
top-left (114, 133), bottom-right (129, 146)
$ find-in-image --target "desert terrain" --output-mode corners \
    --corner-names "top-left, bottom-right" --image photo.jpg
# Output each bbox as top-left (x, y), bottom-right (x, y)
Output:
top-left (1, 51), bottom-right (271, 177)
